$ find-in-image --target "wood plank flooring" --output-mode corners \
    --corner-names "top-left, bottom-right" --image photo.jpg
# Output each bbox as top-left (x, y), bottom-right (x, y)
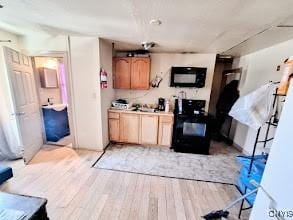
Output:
top-left (1, 146), bottom-right (250, 220)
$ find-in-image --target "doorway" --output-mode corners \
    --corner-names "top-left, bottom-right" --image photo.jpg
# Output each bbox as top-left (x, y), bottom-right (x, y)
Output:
top-left (32, 54), bottom-right (75, 148)
top-left (208, 55), bottom-right (242, 144)
top-left (2, 47), bottom-right (75, 163)
top-left (217, 68), bottom-right (242, 142)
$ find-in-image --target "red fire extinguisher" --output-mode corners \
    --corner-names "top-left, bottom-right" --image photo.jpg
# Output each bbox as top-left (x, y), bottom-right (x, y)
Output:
top-left (100, 68), bottom-right (108, 89)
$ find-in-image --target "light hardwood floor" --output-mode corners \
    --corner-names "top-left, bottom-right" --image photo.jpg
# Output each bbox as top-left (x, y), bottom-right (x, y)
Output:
top-left (1, 146), bottom-right (250, 220)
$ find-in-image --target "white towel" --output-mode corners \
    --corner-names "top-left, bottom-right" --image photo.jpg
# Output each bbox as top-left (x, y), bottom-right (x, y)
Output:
top-left (229, 83), bottom-right (276, 129)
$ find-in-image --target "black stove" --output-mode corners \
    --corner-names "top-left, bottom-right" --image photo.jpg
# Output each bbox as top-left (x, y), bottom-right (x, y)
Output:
top-left (171, 99), bottom-right (211, 155)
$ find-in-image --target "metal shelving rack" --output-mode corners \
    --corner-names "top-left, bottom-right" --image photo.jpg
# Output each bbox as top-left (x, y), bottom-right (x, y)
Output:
top-left (238, 87), bottom-right (286, 218)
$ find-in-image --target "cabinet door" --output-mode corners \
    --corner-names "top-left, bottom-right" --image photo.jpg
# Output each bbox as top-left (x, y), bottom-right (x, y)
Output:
top-left (158, 116), bottom-right (173, 147)
top-left (120, 113), bottom-right (140, 143)
top-left (109, 118), bottom-right (120, 142)
top-left (113, 58), bottom-right (131, 89)
top-left (140, 115), bottom-right (158, 145)
top-left (130, 58), bottom-right (150, 90)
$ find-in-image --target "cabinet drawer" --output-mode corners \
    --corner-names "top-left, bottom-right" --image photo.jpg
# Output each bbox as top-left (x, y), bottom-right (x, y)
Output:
top-left (160, 115), bottom-right (173, 123)
top-left (108, 112), bottom-right (120, 119)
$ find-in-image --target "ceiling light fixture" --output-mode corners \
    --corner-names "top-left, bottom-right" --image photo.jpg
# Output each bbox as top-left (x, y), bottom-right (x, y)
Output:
top-left (149, 19), bottom-right (162, 26)
top-left (218, 54), bottom-right (233, 59)
top-left (141, 42), bottom-right (156, 50)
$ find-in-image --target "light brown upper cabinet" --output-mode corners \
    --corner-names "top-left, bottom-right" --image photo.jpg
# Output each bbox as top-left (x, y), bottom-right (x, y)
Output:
top-left (113, 57), bottom-right (150, 90)
top-left (113, 57), bottom-right (131, 89)
top-left (130, 58), bottom-right (150, 90)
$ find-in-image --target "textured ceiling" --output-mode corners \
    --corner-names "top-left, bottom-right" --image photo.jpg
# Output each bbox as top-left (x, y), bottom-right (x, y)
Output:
top-left (1, 0), bottom-right (293, 55)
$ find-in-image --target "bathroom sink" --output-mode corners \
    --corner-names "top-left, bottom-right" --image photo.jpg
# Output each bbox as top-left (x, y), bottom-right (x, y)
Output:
top-left (42, 104), bottom-right (67, 111)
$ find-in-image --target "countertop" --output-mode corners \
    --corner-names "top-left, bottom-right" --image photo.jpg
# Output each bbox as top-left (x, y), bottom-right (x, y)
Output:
top-left (108, 108), bottom-right (174, 117)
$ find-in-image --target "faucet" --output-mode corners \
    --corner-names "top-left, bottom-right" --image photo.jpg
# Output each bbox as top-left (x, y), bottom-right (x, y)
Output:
top-left (178, 91), bottom-right (186, 99)
top-left (47, 97), bottom-right (54, 105)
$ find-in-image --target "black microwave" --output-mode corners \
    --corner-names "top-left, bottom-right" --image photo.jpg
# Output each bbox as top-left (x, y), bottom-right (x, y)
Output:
top-left (170, 67), bottom-right (207, 88)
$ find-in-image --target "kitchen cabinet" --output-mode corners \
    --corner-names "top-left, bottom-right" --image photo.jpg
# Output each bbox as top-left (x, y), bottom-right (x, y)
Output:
top-left (39, 67), bottom-right (58, 88)
top-left (108, 110), bottom-right (173, 147)
top-left (113, 57), bottom-right (131, 89)
top-left (130, 58), bottom-right (150, 90)
top-left (113, 57), bottom-right (150, 90)
top-left (119, 113), bottom-right (140, 143)
top-left (108, 112), bottom-right (120, 142)
top-left (158, 115), bottom-right (174, 147)
top-left (140, 115), bottom-right (159, 144)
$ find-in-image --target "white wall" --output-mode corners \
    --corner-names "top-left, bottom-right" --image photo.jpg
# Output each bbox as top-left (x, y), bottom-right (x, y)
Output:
top-left (20, 33), bottom-right (107, 151)
top-left (115, 53), bottom-right (216, 112)
top-left (69, 36), bottom-right (103, 150)
top-left (0, 29), bottom-right (22, 156)
top-left (20, 34), bottom-right (69, 55)
top-left (232, 38), bottom-right (293, 154)
top-left (99, 39), bottom-right (115, 148)
top-left (34, 57), bottom-right (62, 105)
top-left (250, 82), bottom-right (293, 220)
top-left (1, 30), bottom-right (108, 151)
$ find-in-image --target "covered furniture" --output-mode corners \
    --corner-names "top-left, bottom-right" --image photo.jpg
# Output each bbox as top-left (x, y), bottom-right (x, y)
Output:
top-left (42, 105), bottom-right (70, 142)
top-left (0, 192), bottom-right (48, 219)
top-left (0, 165), bottom-right (13, 185)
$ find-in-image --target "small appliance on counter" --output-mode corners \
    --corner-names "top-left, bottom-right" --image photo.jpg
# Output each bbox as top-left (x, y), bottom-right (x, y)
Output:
top-left (172, 99), bottom-right (211, 154)
top-left (158, 98), bottom-right (165, 111)
top-left (111, 99), bottom-right (131, 110)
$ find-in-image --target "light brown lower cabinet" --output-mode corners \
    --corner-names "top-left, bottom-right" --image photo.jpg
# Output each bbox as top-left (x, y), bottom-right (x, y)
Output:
top-left (140, 115), bottom-right (159, 145)
top-left (158, 116), bottom-right (174, 146)
top-left (119, 113), bottom-right (140, 143)
top-left (108, 112), bottom-right (120, 142)
top-left (108, 110), bottom-right (173, 147)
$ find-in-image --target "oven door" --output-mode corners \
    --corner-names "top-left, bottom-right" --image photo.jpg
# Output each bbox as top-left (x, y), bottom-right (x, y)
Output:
top-left (172, 114), bottom-right (211, 154)
top-left (183, 121), bottom-right (206, 137)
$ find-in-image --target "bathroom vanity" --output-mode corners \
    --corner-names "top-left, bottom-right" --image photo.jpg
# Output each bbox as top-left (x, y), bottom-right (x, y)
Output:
top-left (42, 104), bottom-right (70, 142)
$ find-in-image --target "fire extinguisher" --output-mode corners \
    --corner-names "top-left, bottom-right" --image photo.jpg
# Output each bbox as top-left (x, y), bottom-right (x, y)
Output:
top-left (100, 68), bottom-right (108, 89)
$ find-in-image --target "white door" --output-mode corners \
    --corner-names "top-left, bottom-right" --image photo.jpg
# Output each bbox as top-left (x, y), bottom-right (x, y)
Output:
top-left (4, 47), bottom-right (43, 164)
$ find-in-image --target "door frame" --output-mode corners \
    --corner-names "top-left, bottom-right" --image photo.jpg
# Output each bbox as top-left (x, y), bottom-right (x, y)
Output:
top-left (31, 51), bottom-right (77, 148)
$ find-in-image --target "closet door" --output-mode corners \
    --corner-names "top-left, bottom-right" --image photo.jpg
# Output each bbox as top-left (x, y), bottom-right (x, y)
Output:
top-left (130, 57), bottom-right (150, 90)
top-left (113, 57), bottom-right (131, 89)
